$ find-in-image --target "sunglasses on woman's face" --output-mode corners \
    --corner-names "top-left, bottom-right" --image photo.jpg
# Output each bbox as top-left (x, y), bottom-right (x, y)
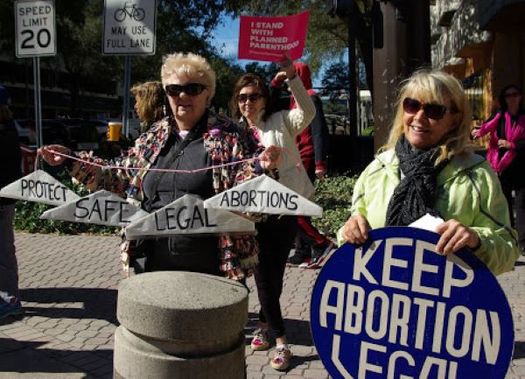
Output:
top-left (402, 97), bottom-right (451, 120)
top-left (237, 93), bottom-right (263, 103)
top-left (165, 83), bottom-right (207, 97)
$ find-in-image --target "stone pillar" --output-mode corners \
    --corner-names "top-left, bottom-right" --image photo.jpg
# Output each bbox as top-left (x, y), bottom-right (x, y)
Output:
top-left (114, 271), bottom-right (248, 379)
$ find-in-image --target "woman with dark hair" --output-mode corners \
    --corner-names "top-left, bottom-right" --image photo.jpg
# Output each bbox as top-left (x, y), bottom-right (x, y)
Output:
top-left (229, 56), bottom-right (315, 371)
top-left (476, 84), bottom-right (525, 252)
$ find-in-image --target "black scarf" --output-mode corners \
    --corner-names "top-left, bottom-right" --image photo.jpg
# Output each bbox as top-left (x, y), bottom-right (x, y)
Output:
top-left (385, 135), bottom-right (449, 226)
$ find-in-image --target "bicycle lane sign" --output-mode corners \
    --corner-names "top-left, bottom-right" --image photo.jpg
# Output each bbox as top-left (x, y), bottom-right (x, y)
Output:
top-left (103, 0), bottom-right (156, 55)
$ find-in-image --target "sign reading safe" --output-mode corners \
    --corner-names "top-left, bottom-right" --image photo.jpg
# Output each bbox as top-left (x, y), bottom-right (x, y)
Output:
top-left (310, 227), bottom-right (514, 379)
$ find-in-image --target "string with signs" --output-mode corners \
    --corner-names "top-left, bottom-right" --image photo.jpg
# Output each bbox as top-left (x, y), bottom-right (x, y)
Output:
top-left (0, 152), bottom-right (322, 234)
top-left (310, 227), bottom-right (514, 379)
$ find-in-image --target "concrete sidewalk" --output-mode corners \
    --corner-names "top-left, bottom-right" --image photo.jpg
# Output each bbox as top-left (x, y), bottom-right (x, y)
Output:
top-left (0, 232), bottom-right (524, 378)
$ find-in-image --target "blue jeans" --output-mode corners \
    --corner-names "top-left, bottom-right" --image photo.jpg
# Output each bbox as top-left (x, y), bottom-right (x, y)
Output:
top-left (0, 204), bottom-right (18, 299)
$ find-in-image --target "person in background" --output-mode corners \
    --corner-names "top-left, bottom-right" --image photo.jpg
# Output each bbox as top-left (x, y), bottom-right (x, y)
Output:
top-left (229, 55), bottom-right (315, 371)
top-left (339, 70), bottom-right (520, 276)
top-left (475, 84), bottom-right (525, 253)
top-left (40, 52), bottom-right (279, 279)
top-left (130, 81), bottom-right (167, 133)
top-left (0, 85), bottom-right (23, 319)
top-left (271, 62), bottom-right (334, 268)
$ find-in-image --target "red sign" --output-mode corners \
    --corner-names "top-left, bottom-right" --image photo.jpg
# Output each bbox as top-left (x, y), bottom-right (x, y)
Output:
top-left (238, 11), bottom-right (310, 62)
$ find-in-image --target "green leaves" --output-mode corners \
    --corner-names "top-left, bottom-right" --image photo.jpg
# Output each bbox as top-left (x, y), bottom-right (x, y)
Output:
top-left (312, 174), bottom-right (357, 237)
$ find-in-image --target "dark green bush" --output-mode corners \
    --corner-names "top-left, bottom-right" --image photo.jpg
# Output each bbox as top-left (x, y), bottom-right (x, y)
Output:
top-left (14, 170), bottom-right (118, 236)
top-left (312, 174), bottom-right (357, 238)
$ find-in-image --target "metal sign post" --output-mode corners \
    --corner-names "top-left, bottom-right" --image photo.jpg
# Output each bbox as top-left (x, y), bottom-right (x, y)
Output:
top-left (15, 0), bottom-right (57, 149)
top-left (103, 0), bottom-right (157, 138)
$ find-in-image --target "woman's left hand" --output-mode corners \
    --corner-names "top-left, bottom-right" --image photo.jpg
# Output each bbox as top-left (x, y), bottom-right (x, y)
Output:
top-left (259, 145), bottom-right (283, 170)
top-left (435, 219), bottom-right (480, 255)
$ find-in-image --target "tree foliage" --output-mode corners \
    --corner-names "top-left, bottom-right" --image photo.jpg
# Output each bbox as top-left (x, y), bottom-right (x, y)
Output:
top-left (0, 0), bottom-right (245, 113)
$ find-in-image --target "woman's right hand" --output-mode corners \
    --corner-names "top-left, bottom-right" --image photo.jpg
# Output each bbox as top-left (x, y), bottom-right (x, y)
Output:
top-left (341, 214), bottom-right (371, 244)
top-left (39, 144), bottom-right (71, 166)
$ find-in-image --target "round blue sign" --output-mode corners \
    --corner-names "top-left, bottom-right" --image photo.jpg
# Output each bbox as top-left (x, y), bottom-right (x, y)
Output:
top-left (311, 227), bottom-right (514, 379)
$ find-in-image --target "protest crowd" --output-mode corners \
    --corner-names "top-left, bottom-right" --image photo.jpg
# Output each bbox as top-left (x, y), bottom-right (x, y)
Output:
top-left (1, 3), bottom-right (524, 378)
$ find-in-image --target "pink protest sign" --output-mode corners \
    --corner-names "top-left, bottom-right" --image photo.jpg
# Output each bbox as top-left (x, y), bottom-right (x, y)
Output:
top-left (238, 11), bottom-right (310, 62)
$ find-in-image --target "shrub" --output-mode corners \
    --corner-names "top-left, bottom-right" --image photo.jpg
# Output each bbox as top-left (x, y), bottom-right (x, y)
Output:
top-left (312, 174), bottom-right (357, 238)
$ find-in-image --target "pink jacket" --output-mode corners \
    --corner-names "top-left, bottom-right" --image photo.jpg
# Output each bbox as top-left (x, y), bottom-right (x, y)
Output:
top-left (476, 111), bottom-right (525, 174)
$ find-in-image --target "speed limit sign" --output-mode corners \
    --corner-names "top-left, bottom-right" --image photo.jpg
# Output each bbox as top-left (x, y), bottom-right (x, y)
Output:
top-left (15, 0), bottom-right (56, 57)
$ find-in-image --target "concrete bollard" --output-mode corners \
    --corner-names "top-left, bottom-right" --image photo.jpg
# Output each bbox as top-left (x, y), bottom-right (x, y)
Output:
top-left (113, 271), bottom-right (248, 379)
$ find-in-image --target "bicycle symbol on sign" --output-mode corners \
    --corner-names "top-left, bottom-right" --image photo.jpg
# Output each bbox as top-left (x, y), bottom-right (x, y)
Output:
top-left (114, 2), bottom-right (145, 22)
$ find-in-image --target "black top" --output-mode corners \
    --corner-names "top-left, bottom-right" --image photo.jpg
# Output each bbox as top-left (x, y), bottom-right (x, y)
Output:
top-left (140, 115), bottom-right (219, 274)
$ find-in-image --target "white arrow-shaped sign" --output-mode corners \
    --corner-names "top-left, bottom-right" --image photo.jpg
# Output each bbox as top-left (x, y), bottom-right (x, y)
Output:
top-left (125, 194), bottom-right (255, 240)
top-left (0, 170), bottom-right (80, 206)
top-left (40, 190), bottom-right (149, 227)
top-left (203, 175), bottom-right (323, 217)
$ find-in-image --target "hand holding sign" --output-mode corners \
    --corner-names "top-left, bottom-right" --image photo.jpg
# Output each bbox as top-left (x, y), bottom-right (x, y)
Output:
top-left (341, 214), bottom-right (370, 244)
top-left (436, 219), bottom-right (481, 255)
top-left (258, 145), bottom-right (282, 170)
top-left (277, 52), bottom-right (296, 80)
top-left (39, 145), bottom-right (71, 166)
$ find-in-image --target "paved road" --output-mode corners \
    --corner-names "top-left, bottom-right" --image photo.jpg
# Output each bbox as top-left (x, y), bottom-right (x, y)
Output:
top-left (0, 232), bottom-right (524, 378)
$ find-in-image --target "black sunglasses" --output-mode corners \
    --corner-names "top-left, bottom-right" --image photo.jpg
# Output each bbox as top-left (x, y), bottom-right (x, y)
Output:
top-left (165, 83), bottom-right (207, 97)
top-left (402, 97), bottom-right (453, 120)
top-left (237, 93), bottom-right (263, 103)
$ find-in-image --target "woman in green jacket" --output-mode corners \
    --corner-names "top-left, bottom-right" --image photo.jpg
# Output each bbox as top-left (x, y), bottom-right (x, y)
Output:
top-left (339, 70), bottom-right (520, 275)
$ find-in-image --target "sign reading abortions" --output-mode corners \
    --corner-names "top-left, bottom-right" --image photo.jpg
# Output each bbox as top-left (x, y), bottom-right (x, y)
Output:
top-left (40, 190), bottom-right (149, 227)
top-left (103, 0), bottom-right (156, 55)
top-left (203, 175), bottom-right (322, 217)
top-left (310, 227), bottom-right (514, 379)
top-left (238, 11), bottom-right (310, 61)
top-left (125, 194), bottom-right (255, 240)
top-left (0, 170), bottom-right (79, 206)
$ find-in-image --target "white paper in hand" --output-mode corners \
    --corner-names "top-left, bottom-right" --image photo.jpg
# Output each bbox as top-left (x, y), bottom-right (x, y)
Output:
top-left (409, 213), bottom-right (444, 232)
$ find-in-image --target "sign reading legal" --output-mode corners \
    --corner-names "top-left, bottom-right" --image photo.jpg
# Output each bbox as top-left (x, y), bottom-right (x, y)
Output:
top-left (15, 0), bottom-right (56, 57)
top-left (103, 0), bottom-right (156, 55)
top-left (40, 190), bottom-right (149, 227)
top-left (203, 175), bottom-right (322, 217)
top-left (238, 11), bottom-right (310, 62)
top-left (310, 227), bottom-right (514, 379)
top-left (0, 170), bottom-right (79, 206)
top-left (125, 194), bottom-right (255, 240)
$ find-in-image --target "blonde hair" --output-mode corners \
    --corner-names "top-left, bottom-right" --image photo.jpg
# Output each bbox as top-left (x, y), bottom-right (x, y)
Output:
top-left (161, 52), bottom-right (216, 100)
top-left (130, 81), bottom-right (165, 125)
top-left (384, 69), bottom-right (473, 162)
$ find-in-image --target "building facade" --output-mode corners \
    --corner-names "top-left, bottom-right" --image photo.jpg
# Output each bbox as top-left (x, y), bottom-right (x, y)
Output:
top-left (431, 0), bottom-right (525, 121)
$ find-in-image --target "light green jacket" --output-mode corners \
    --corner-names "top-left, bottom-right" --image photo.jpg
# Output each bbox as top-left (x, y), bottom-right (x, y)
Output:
top-left (337, 149), bottom-right (520, 275)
